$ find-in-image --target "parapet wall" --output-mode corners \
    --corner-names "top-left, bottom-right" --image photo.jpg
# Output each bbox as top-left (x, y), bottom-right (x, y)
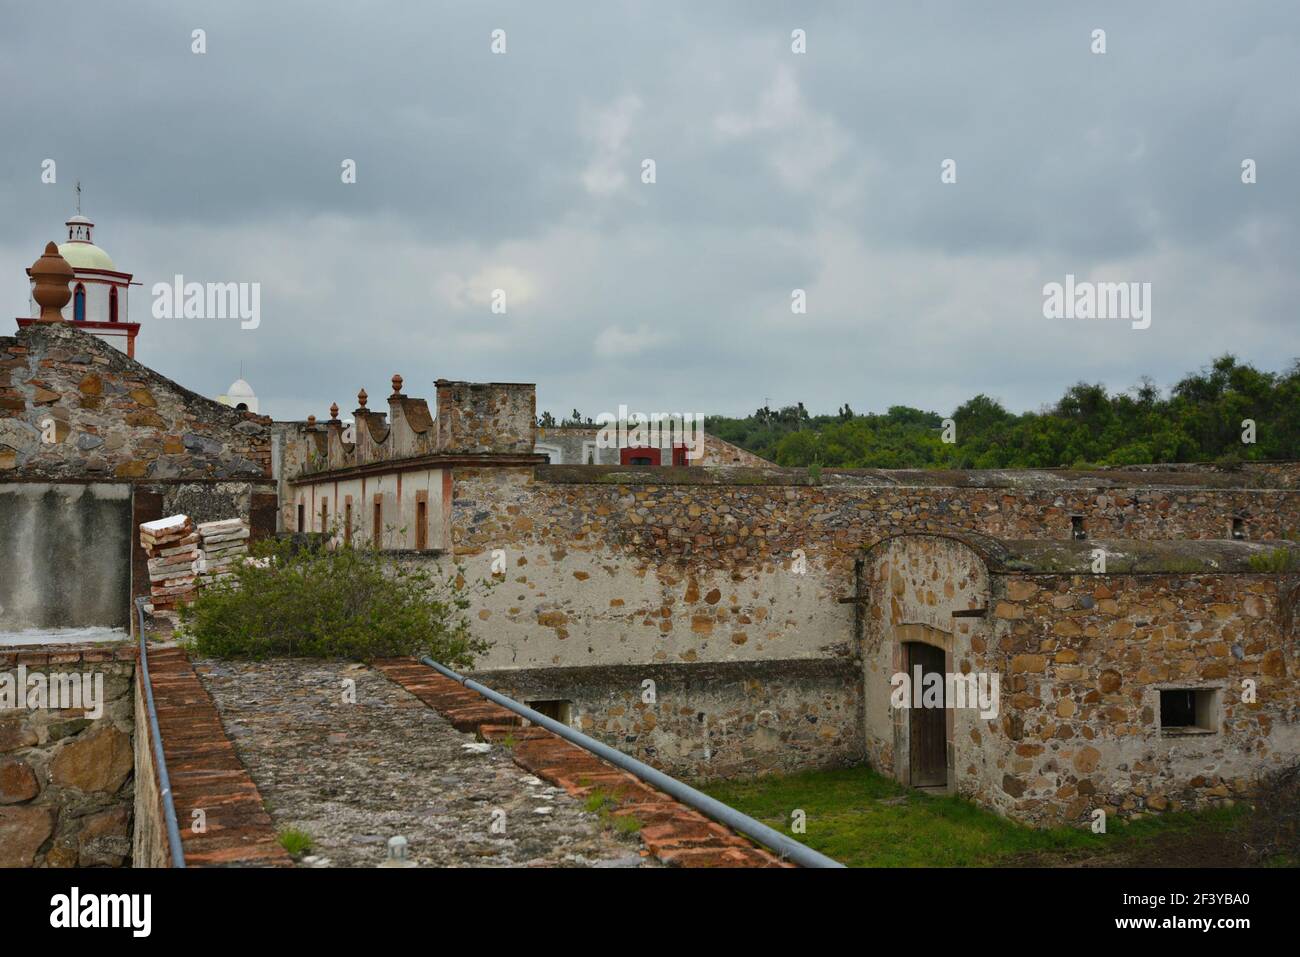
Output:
top-left (448, 466), bottom-right (1300, 672)
top-left (287, 377), bottom-right (538, 483)
top-left (435, 379), bottom-right (535, 455)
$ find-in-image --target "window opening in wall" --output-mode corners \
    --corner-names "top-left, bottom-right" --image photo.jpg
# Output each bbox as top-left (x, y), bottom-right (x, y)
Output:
top-left (344, 502), bottom-right (353, 545)
top-left (1159, 688), bottom-right (1219, 734)
top-left (528, 700), bottom-right (572, 726)
top-left (373, 499), bottom-right (382, 549)
top-left (621, 446), bottom-right (658, 466)
top-left (1232, 516), bottom-right (1246, 540)
top-left (415, 499), bottom-right (428, 550)
top-left (1071, 515), bottom-right (1086, 540)
top-left (296, 503), bottom-right (304, 532)
top-left (320, 500), bottom-right (329, 535)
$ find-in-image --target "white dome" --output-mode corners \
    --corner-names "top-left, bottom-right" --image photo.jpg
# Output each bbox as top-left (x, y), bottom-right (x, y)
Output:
top-left (226, 378), bottom-right (256, 399)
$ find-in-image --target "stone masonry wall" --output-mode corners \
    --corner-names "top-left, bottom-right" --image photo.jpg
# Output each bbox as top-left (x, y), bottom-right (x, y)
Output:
top-left (0, 323), bottom-right (270, 481)
top-left (860, 534), bottom-right (1300, 826)
top-left (475, 659), bottom-right (863, 780)
top-left (437, 466), bottom-right (1299, 783)
top-left (449, 467), bottom-right (1299, 673)
top-left (986, 571), bottom-right (1300, 826)
top-left (860, 535), bottom-right (991, 790)
top-left (435, 379), bottom-right (535, 454)
top-left (0, 645), bottom-right (137, 867)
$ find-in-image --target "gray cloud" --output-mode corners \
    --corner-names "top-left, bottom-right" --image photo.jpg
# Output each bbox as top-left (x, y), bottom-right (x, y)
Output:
top-left (2, 0), bottom-right (1296, 422)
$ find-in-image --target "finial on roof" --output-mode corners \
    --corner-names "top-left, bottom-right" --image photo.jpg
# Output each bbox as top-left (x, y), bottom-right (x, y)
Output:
top-left (329, 402), bottom-right (339, 420)
top-left (307, 414), bottom-right (317, 426)
top-left (357, 388), bottom-right (368, 409)
top-left (391, 374), bottom-right (403, 396)
top-left (30, 242), bottom-right (74, 323)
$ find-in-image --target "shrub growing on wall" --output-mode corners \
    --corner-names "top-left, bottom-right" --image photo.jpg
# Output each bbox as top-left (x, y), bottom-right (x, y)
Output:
top-left (179, 535), bottom-right (491, 664)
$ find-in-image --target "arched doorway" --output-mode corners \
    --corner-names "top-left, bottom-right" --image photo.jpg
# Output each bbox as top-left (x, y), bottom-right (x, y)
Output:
top-left (859, 533), bottom-right (993, 794)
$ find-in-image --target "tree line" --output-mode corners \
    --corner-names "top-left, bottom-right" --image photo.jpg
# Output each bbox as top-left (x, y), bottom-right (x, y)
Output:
top-left (704, 355), bottom-right (1300, 469)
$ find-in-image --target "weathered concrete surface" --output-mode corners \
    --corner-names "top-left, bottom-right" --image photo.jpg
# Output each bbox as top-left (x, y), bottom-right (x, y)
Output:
top-left (0, 483), bottom-right (131, 631)
top-left (196, 659), bottom-right (649, 867)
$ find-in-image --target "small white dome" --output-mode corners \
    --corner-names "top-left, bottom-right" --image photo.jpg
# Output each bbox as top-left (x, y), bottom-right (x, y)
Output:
top-left (226, 378), bottom-right (256, 398)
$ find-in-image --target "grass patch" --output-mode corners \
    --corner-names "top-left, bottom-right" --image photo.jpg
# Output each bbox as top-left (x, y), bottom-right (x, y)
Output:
top-left (277, 827), bottom-right (313, 858)
top-left (698, 766), bottom-right (1249, 867)
top-left (583, 788), bottom-right (642, 835)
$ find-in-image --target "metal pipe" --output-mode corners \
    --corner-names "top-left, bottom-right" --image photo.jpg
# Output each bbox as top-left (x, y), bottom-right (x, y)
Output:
top-left (418, 656), bottom-right (844, 869)
top-left (135, 597), bottom-right (187, 868)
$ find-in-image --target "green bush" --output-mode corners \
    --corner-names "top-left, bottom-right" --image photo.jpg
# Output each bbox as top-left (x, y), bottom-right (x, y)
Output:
top-left (179, 535), bottom-right (491, 664)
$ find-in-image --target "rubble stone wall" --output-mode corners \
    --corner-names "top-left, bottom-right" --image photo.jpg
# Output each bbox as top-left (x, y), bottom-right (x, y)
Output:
top-left (0, 323), bottom-right (270, 481)
top-left (474, 659), bottom-right (864, 779)
top-left (446, 467), bottom-right (1298, 674)
top-left (860, 533), bottom-right (1300, 826)
top-left (984, 569), bottom-right (1299, 825)
top-left (0, 645), bottom-right (136, 867)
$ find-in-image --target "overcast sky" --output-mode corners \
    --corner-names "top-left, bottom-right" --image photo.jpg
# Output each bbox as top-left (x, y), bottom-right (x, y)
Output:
top-left (2, 1), bottom-right (1296, 421)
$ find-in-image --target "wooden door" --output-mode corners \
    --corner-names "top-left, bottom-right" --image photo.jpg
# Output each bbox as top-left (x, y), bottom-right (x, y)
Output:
top-left (906, 642), bottom-right (948, 787)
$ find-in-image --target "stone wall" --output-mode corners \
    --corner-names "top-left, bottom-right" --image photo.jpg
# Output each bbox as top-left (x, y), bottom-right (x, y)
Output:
top-left (700, 433), bottom-right (777, 468)
top-left (0, 644), bottom-right (136, 866)
top-left (447, 466), bottom-right (1299, 674)
top-left (474, 659), bottom-right (863, 779)
top-left (430, 465), bottom-right (1300, 786)
top-left (860, 533), bottom-right (1300, 826)
top-left (435, 379), bottom-right (534, 454)
top-left (860, 535), bottom-right (991, 791)
top-left (0, 323), bottom-right (270, 481)
top-left (985, 568), bottom-right (1300, 825)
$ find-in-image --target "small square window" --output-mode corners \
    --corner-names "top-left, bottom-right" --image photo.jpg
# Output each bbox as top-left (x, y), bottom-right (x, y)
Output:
top-left (1160, 688), bottom-right (1219, 735)
top-left (1071, 515), bottom-right (1086, 540)
top-left (528, 700), bottom-right (572, 726)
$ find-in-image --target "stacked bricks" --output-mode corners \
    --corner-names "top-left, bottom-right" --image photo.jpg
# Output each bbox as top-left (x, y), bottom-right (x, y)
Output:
top-left (196, 518), bottom-right (250, 583)
top-left (140, 515), bottom-right (199, 621)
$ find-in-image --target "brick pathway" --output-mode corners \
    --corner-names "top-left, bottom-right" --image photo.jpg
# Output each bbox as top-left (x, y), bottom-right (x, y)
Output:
top-left (144, 647), bottom-right (290, 866)
top-left (373, 659), bottom-right (792, 868)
